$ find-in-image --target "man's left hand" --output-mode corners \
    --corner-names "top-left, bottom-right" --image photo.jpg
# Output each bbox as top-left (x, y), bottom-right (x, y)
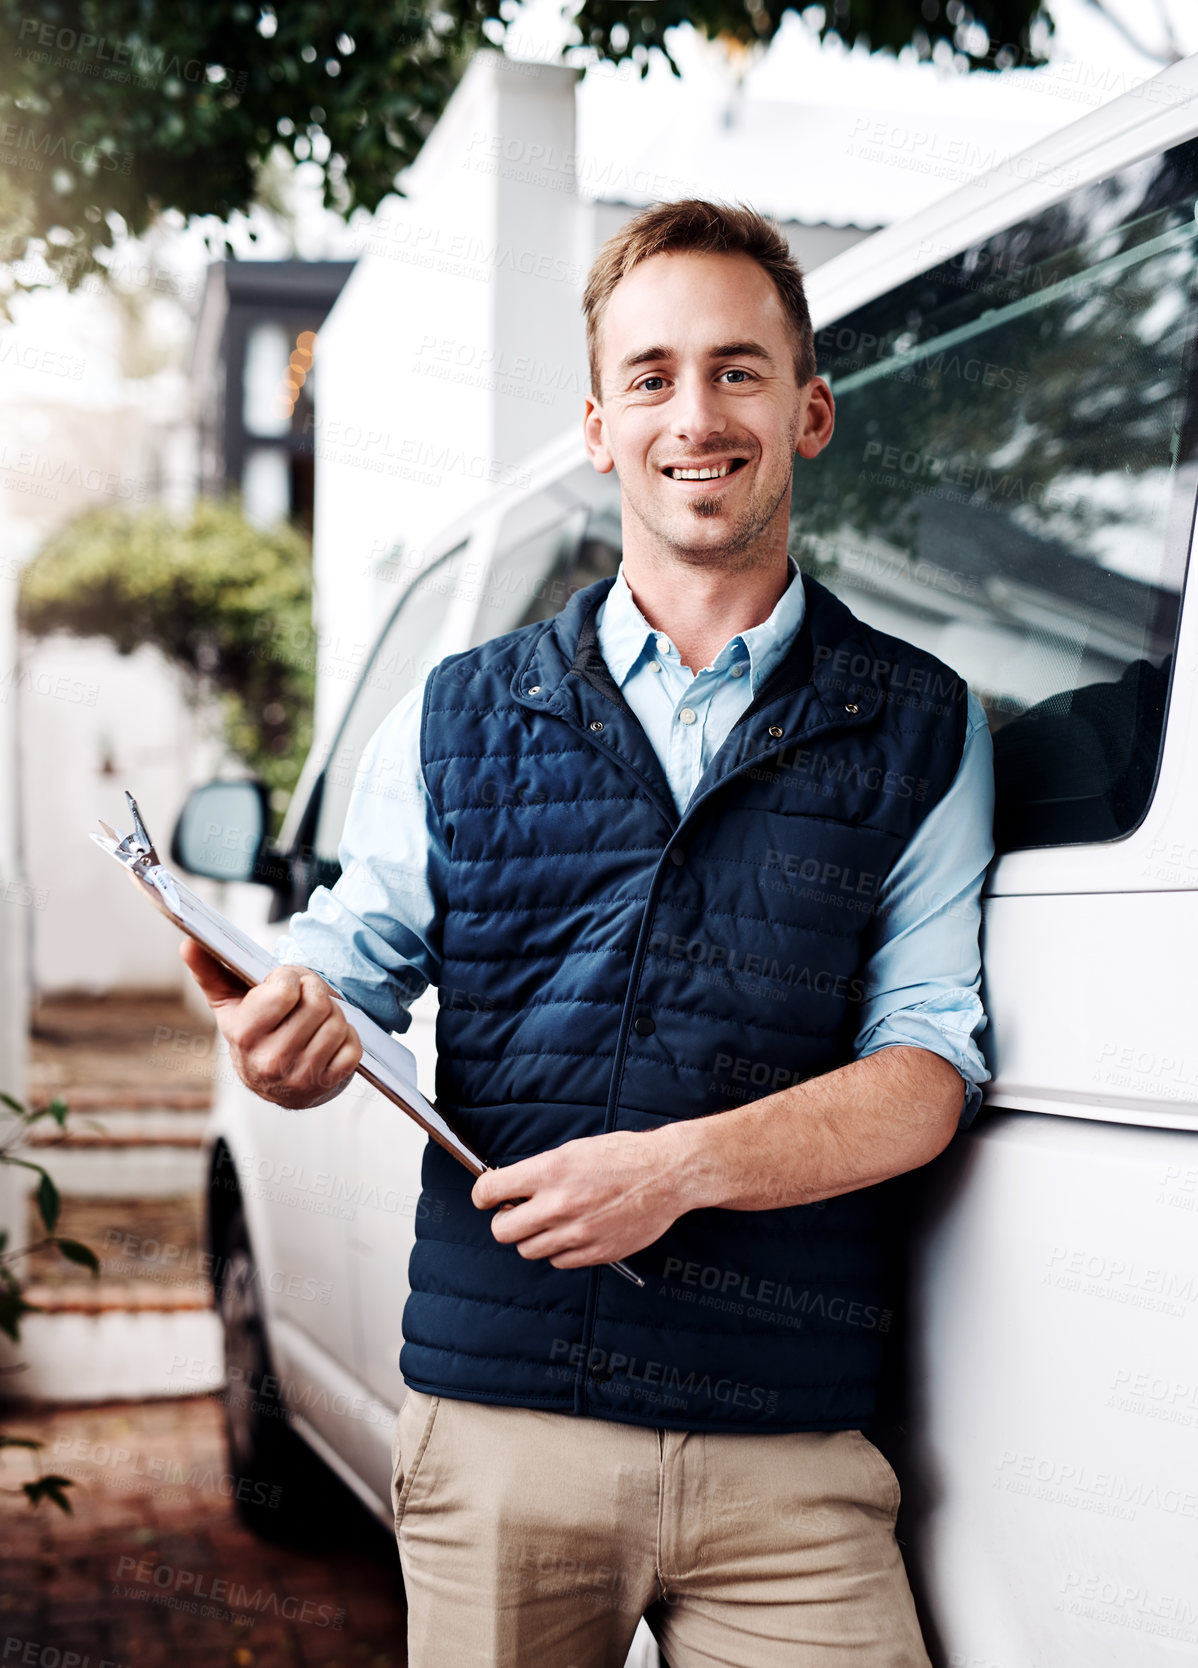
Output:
top-left (470, 1130), bottom-right (685, 1268)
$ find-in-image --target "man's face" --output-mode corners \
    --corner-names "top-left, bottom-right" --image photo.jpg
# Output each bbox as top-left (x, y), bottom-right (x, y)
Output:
top-left (583, 250), bottom-right (833, 570)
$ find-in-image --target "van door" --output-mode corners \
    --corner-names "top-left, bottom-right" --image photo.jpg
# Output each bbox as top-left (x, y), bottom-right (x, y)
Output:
top-left (800, 135), bottom-right (1198, 1665)
top-left (346, 502), bottom-right (622, 1504)
top-left (262, 540), bottom-right (478, 1471)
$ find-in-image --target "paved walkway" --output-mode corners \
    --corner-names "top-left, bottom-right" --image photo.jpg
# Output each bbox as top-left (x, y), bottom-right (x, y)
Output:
top-left (0, 1396), bottom-right (407, 1666)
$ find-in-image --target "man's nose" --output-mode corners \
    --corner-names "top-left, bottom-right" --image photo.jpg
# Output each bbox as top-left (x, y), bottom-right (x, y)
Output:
top-left (669, 372), bottom-right (727, 444)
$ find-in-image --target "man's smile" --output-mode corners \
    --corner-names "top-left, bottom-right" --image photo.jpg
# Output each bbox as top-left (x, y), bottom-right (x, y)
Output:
top-left (660, 457), bottom-right (750, 486)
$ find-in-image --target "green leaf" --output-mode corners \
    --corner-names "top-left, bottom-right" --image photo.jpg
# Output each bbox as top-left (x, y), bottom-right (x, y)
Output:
top-left (36, 1172), bottom-right (61, 1236)
top-left (0, 1288), bottom-right (38, 1342)
top-left (55, 1239), bottom-right (100, 1275)
top-left (0, 1092), bottom-right (24, 1114)
top-left (48, 1098), bottom-right (69, 1128)
top-left (23, 1476), bottom-right (74, 1513)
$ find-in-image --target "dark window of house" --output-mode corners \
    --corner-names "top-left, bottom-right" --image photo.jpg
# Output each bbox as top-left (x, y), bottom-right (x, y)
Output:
top-left (793, 139), bottom-right (1198, 853)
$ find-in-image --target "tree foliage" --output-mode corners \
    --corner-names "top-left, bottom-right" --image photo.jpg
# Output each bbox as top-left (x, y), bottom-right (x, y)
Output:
top-left (0, 0), bottom-right (1056, 294)
top-left (578, 0), bottom-right (1050, 79)
top-left (18, 497), bottom-right (316, 802)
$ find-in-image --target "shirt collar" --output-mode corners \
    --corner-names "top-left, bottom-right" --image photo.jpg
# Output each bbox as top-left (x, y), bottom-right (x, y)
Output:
top-left (596, 557), bottom-right (806, 697)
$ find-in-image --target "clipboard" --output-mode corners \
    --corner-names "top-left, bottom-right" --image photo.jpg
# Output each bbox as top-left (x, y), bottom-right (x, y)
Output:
top-left (92, 791), bottom-right (644, 1288)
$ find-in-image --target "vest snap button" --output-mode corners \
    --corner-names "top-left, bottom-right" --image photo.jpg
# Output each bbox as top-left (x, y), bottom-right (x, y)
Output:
top-left (589, 720), bottom-right (604, 732)
top-left (591, 1363), bottom-right (613, 1383)
top-left (669, 848), bottom-right (686, 867)
top-left (633, 1015), bottom-right (655, 1036)
top-left (768, 725), bottom-right (784, 739)
top-left (527, 685), bottom-right (541, 695)
top-left (845, 702), bottom-right (859, 714)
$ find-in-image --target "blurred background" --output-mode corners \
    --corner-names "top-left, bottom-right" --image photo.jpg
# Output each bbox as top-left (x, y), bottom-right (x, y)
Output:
top-left (1, 0), bottom-right (1196, 1661)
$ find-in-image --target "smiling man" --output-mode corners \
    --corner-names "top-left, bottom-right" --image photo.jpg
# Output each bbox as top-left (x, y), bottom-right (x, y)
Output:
top-left (184, 200), bottom-right (994, 1667)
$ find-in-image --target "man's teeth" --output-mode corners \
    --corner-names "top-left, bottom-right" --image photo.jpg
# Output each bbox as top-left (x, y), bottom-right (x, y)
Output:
top-left (668, 462), bottom-right (737, 480)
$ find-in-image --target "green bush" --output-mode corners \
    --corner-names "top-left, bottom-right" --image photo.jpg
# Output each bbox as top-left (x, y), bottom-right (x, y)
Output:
top-left (19, 497), bottom-right (315, 812)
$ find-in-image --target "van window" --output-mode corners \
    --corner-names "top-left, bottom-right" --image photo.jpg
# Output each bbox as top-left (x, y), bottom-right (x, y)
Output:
top-left (795, 139), bottom-right (1198, 853)
top-left (312, 541), bottom-right (474, 863)
top-left (467, 509), bottom-right (588, 645)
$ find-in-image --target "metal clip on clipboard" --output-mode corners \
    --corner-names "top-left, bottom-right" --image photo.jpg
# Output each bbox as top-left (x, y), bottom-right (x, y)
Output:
top-left (92, 791), bottom-right (645, 1290)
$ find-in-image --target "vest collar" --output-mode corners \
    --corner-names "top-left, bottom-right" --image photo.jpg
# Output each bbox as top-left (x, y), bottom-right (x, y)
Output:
top-left (509, 572), bottom-right (887, 824)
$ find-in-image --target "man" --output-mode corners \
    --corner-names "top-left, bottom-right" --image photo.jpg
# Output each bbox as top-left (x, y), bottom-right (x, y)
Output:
top-left (183, 199), bottom-right (993, 1667)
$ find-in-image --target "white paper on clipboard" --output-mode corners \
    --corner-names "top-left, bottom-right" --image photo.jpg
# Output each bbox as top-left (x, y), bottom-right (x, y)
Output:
top-left (90, 794), bottom-right (485, 1175)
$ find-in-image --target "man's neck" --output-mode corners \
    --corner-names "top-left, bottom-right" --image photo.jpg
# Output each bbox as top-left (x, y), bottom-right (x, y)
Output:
top-left (619, 551), bottom-right (793, 675)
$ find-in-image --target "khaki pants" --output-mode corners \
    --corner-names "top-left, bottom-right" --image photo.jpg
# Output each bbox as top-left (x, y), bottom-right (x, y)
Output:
top-left (391, 1389), bottom-right (932, 1668)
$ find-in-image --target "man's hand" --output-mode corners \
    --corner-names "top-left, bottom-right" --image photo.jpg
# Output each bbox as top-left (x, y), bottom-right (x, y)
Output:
top-left (469, 1047), bottom-right (964, 1269)
top-left (179, 939), bottom-right (362, 1109)
top-left (471, 1130), bottom-right (682, 1269)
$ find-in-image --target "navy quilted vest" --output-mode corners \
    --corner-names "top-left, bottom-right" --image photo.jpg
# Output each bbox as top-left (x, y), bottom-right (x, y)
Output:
top-left (400, 572), bottom-right (968, 1432)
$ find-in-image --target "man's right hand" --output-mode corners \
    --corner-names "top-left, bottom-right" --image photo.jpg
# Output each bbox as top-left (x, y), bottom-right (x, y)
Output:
top-left (180, 939), bottom-right (363, 1109)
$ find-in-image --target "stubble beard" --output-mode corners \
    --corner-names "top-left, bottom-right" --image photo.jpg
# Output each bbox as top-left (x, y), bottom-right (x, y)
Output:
top-left (631, 456), bottom-right (794, 574)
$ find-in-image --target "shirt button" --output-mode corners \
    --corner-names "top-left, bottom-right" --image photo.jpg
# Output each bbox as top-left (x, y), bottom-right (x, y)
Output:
top-left (633, 1015), bottom-right (655, 1036)
top-left (678, 708), bottom-right (697, 725)
top-left (730, 663), bottom-right (746, 678)
top-left (656, 635), bottom-right (671, 655)
top-left (649, 660), bottom-right (662, 673)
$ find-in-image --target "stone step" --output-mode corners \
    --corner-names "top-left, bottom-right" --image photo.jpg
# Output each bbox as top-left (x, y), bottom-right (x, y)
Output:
top-left (23, 1276), bottom-right (212, 1313)
top-left (8, 993), bottom-right (224, 1403)
top-left (27, 1085), bottom-right (214, 1113)
top-left (22, 1191), bottom-right (208, 1284)
top-left (27, 990), bottom-right (219, 1117)
top-left (14, 1139), bottom-right (207, 1196)
top-left (26, 1108), bottom-right (209, 1146)
top-left (6, 1193), bottom-right (223, 1404)
top-left (0, 1306), bottom-right (223, 1405)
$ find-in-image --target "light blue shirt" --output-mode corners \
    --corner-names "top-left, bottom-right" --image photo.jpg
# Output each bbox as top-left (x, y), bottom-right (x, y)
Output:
top-left (278, 561), bottom-right (994, 1128)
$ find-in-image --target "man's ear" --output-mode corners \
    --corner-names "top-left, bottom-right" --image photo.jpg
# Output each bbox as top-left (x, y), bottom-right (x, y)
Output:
top-left (584, 394), bottom-right (615, 475)
top-left (795, 377), bottom-right (835, 461)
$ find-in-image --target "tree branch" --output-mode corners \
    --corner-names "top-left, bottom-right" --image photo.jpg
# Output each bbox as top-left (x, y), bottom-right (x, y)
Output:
top-left (1078, 0), bottom-right (1184, 64)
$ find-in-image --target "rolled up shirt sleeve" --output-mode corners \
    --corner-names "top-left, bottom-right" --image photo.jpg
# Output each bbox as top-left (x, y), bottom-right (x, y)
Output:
top-left (853, 691), bottom-right (994, 1129)
top-left (273, 683), bottom-right (444, 1036)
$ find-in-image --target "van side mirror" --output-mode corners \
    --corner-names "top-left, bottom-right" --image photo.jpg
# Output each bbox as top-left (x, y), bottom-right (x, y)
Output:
top-left (171, 779), bottom-right (276, 884)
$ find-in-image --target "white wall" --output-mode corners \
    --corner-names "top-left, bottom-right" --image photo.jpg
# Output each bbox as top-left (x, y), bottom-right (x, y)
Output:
top-left (0, 567), bottom-right (28, 1142)
top-left (310, 53), bottom-right (588, 751)
top-left (17, 634), bottom-right (220, 993)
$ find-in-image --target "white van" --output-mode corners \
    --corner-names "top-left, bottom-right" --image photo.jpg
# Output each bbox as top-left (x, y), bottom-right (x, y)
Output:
top-left (173, 50), bottom-right (1198, 1667)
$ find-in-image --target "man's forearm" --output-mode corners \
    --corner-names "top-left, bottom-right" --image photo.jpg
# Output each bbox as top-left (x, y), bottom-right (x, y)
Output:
top-left (475, 1045), bottom-right (966, 1270)
top-left (658, 1045), bottom-right (965, 1215)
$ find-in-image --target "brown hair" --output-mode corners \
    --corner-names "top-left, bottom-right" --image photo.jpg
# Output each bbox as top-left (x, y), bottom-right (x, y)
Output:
top-left (582, 199), bottom-right (817, 399)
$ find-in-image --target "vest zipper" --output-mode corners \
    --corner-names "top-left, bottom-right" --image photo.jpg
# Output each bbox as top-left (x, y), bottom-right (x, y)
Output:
top-left (571, 706), bottom-right (879, 1408)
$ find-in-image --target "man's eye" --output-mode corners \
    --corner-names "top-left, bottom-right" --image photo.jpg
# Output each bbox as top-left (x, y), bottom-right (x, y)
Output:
top-left (638, 375), bottom-right (666, 392)
top-left (721, 368), bottom-right (752, 383)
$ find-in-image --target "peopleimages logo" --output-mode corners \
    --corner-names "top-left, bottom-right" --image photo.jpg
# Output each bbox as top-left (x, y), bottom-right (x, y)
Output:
top-left (661, 1257), bottom-right (892, 1332)
top-left (113, 1558), bottom-right (345, 1626)
top-left (548, 1340), bottom-right (780, 1414)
